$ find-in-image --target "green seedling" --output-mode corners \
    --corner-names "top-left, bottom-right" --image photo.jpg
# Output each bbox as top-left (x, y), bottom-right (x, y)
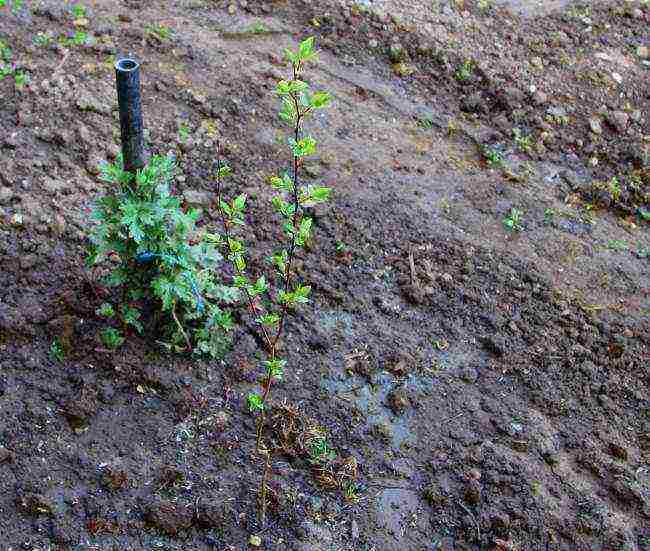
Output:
top-left (34, 32), bottom-right (53, 47)
top-left (513, 128), bottom-right (532, 153)
top-left (50, 339), bottom-right (65, 362)
top-left (13, 70), bottom-right (26, 89)
top-left (606, 239), bottom-right (628, 251)
top-left (608, 176), bottom-right (621, 201)
top-left (455, 59), bottom-right (474, 82)
top-left (178, 123), bottom-right (190, 144)
top-left (214, 36), bottom-right (331, 521)
top-left (481, 145), bottom-right (503, 167)
top-left (145, 23), bottom-right (172, 41)
top-left (247, 22), bottom-right (270, 34)
top-left (71, 3), bottom-right (86, 18)
top-left (503, 208), bottom-right (524, 231)
top-left (544, 208), bottom-right (555, 224)
top-left (417, 116), bottom-right (435, 129)
top-left (100, 327), bottom-right (125, 349)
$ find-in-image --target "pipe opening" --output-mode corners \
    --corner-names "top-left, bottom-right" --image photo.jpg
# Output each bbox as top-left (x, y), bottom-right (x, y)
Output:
top-left (115, 58), bottom-right (139, 72)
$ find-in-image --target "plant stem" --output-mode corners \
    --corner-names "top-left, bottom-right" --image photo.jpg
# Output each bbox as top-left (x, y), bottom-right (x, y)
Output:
top-left (171, 301), bottom-right (192, 351)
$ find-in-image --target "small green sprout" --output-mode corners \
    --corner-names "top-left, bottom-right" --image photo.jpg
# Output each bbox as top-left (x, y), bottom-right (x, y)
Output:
top-left (71, 3), bottom-right (86, 18)
top-left (606, 239), bottom-right (628, 251)
top-left (100, 327), bottom-right (125, 349)
top-left (50, 339), bottom-right (65, 362)
top-left (455, 59), bottom-right (474, 82)
top-left (513, 128), bottom-right (532, 153)
top-left (481, 145), bottom-right (504, 167)
top-left (543, 208), bottom-right (556, 224)
top-left (13, 71), bottom-right (27, 89)
top-left (247, 22), bottom-right (269, 34)
top-left (503, 208), bottom-right (524, 232)
top-left (34, 32), bottom-right (53, 47)
top-left (145, 23), bottom-right (172, 41)
top-left (308, 436), bottom-right (336, 464)
top-left (608, 176), bottom-right (621, 202)
top-left (178, 123), bottom-right (190, 144)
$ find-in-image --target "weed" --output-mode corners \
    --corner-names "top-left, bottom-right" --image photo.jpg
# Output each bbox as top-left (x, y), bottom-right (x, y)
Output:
top-left (178, 123), bottom-right (190, 144)
top-left (503, 208), bottom-right (524, 232)
top-left (335, 241), bottom-right (347, 254)
top-left (87, 153), bottom-right (236, 357)
top-left (71, 3), bottom-right (86, 19)
top-left (513, 128), bottom-right (532, 153)
top-left (49, 339), bottom-right (65, 362)
top-left (606, 239), bottom-right (628, 251)
top-left (247, 22), bottom-right (270, 34)
top-left (34, 32), bottom-right (53, 47)
top-left (145, 23), bottom-right (172, 42)
top-left (480, 145), bottom-right (503, 168)
top-left (13, 70), bottom-right (26, 89)
top-left (0, 38), bottom-right (13, 80)
top-left (214, 37), bottom-right (331, 520)
top-left (543, 208), bottom-right (555, 224)
top-left (417, 116), bottom-right (435, 129)
top-left (639, 208), bottom-right (650, 222)
top-left (477, 0), bottom-right (493, 10)
top-left (455, 59), bottom-right (474, 82)
top-left (62, 30), bottom-right (88, 47)
top-left (100, 327), bottom-right (125, 349)
top-left (608, 176), bottom-right (621, 202)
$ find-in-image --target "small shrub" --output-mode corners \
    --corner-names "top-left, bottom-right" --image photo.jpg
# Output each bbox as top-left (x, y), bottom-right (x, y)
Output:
top-left (86, 154), bottom-right (237, 357)
top-left (503, 208), bottom-right (524, 231)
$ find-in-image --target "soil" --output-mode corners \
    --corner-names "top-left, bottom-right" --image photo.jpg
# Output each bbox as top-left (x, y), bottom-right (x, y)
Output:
top-left (1, 0), bottom-right (649, 550)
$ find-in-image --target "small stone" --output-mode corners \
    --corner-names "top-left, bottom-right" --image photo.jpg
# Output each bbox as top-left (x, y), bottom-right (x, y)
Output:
top-left (609, 442), bottom-right (628, 461)
top-left (183, 190), bottom-right (212, 207)
top-left (350, 519), bottom-right (360, 540)
top-left (0, 446), bottom-right (15, 463)
top-left (464, 479), bottom-right (481, 505)
top-left (511, 440), bottom-right (529, 452)
top-left (637, 46), bottom-right (649, 59)
top-left (589, 117), bottom-right (602, 135)
top-left (388, 43), bottom-right (407, 63)
top-left (532, 90), bottom-right (548, 105)
top-left (387, 389), bottom-right (410, 414)
top-left (0, 187), bottom-right (13, 205)
top-left (10, 213), bottom-right (24, 227)
top-left (609, 111), bottom-right (629, 132)
top-left (249, 535), bottom-right (262, 547)
top-left (460, 367), bottom-right (478, 383)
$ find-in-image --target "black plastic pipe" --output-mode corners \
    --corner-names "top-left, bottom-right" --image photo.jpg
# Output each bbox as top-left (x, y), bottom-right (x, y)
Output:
top-left (115, 58), bottom-right (145, 173)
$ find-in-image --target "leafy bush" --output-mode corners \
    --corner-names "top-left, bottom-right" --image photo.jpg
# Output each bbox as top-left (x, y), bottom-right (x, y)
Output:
top-left (87, 154), bottom-right (236, 356)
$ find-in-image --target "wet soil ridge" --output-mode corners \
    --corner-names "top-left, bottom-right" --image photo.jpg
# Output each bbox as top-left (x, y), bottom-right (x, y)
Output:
top-left (0, 0), bottom-right (649, 549)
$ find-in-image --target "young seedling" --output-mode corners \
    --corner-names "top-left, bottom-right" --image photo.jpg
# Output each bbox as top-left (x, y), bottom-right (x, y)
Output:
top-left (50, 339), bottom-right (65, 362)
top-left (214, 36), bottom-right (332, 521)
top-left (455, 59), bottom-right (474, 82)
top-left (513, 128), bottom-right (532, 153)
top-left (503, 208), bottom-right (524, 232)
top-left (481, 145), bottom-right (504, 168)
top-left (145, 23), bottom-right (173, 42)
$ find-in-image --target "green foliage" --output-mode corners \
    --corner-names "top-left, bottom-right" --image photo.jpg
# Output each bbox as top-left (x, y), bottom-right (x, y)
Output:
top-left (215, 37), bottom-right (331, 454)
top-left (503, 208), bottom-right (524, 232)
top-left (481, 145), bottom-right (504, 168)
top-left (71, 3), bottom-right (86, 18)
top-left (0, 38), bottom-right (13, 81)
top-left (13, 70), bottom-right (26, 89)
top-left (513, 128), bottom-right (532, 153)
top-left (308, 436), bottom-right (336, 465)
top-left (246, 22), bottom-right (269, 34)
top-left (455, 59), bottom-right (474, 82)
top-left (100, 327), bottom-right (124, 349)
top-left (145, 23), bottom-right (172, 42)
top-left (50, 339), bottom-right (65, 362)
top-left (608, 176), bottom-right (621, 202)
top-left (87, 154), bottom-right (236, 357)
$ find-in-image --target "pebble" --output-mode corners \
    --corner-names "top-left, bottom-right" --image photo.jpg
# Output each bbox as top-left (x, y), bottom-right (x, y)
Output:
top-left (637, 46), bottom-right (649, 59)
top-left (0, 187), bottom-right (13, 205)
top-left (460, 366), bottom-right (478, 383)
top-left (589, 117), bottom-right (603, 135)
top-left (609, 110), bottom-right (629, 133)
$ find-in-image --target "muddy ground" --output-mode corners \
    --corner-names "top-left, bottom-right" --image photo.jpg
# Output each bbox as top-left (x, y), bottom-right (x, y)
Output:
top-left (0, 0), bottom-right (649, 549)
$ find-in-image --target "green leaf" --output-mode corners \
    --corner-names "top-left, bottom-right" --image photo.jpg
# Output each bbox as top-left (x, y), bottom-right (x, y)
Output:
top-left (256, 313), bottom-right (280, 326)
top-left (263, 357), bottom-right (286, 381)
top-left (247, 393), bottom-right (265, 412)
top-left (294, 284), bottom-right (311, 304)
top-left (96, 303), bottom-right (115, 318)
top-left (122, 305), bottom-right (143, 334)
top-left (217, 164), bottom-right (233, 178)
top-left (311, 91), bottom-right (332, 109)
top-left (100, 327), bottom-right (124, 349)
top-left (298, 36), bottom-right (315, 60)
top-left (233, 193), bottom-right (247, 212)
top-left (289, 136), bottom-right (317, 158)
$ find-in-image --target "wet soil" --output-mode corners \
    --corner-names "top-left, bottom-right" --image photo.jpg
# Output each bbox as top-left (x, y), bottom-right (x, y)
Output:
top-left (0, 0), bottom-right (649, 550)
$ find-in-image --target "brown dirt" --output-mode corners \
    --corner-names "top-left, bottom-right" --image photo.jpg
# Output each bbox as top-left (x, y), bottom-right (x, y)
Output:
top-left (0, 0), bottom-right (649, 550)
